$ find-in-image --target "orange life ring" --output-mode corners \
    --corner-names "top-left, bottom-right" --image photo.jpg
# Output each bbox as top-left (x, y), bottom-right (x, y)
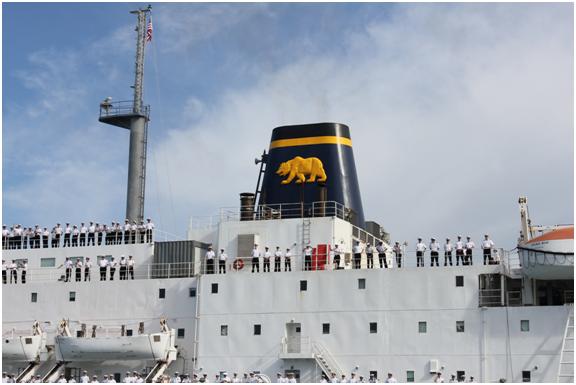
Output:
top-left (233, 259), bottom-right (244, 270)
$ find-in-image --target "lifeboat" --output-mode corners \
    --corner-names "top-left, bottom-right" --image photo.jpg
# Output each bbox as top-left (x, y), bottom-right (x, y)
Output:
top-left (518, 226), bottom-right (574, 280)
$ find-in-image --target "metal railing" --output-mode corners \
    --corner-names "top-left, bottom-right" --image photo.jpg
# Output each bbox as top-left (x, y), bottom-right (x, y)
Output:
top-left (99, 100), bottom-right (150, 119)
top-left (506, 291), bottom-right (522, 306)
top-left (280, 336), bottom-right (312, 355)
top-left (479, 289), bottom-right (502, 307)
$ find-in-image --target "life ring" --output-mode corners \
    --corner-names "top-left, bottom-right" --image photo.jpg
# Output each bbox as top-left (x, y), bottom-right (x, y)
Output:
top-left (233, 259), bottom-right (244, 270)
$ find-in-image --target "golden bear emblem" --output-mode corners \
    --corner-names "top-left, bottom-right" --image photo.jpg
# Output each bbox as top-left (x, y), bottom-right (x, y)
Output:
top-left (276, 156), bottom-right (327, 184)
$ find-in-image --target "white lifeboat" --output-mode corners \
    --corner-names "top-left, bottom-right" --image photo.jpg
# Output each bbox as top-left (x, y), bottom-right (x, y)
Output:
top-left (518, 226), bottom-right (574, 280)
top-left (2, 321), bottom-right (47, 362)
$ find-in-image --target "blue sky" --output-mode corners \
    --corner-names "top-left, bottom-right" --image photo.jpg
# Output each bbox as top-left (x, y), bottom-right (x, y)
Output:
top-left (3, 2), bottom-right (574, 248)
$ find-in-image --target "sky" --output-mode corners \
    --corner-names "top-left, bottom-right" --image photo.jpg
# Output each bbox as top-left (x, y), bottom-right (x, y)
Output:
top-left (2, 2), bottom-right (574, 249)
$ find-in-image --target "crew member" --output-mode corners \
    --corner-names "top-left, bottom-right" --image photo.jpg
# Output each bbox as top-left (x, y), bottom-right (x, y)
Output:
top-left (114, 221), bottom-right (122, 245)
top-left (105, 223), bottom-right (112, 245)
top-left (119, 256), bottom-right (127, 280)
top-left (455, 236), bottom-right (465, 266)
top-left (482, 234), bottom-right (495, 265)
top-left (205, 246), bottom-right (215, 274)
top-left (9, 260), bottom-right (17, 283)
top-left (416, 238), bottom-right (427, 267)
top-left (84, 257), bottom-right (92, 281)
top-left (146, 218), bottom-right (154, 243)
top-left (130, 221), bottom-right (138, 244)
top-left (124, 219), bottom-right (131, 244)
top-left (99, 257), bottom-right (108, 281)
top-left (393, 241), bottom-right (403, 268)
top-left (219, 249), bottom-right (227, 274)
top-left (377, 241), bottom-right (387, 268)
top-left (64, 223), bottom-right (71, 247)
top-left (465, 236), bottom-right (475, 266)
top-left (54, 223), bottom-right (62, 247)
top-left (71, 225), bottom-right (80, 247)
top-left (385, 373), bottom-right (397, 383)
top-left (274, 246), bottom-right (282, 272)
top-left (2, 260), bottom-right (7, 284)
top-left (332, 244), bottom-right (342, 270)
top-left (263, 247), bottom-right (271, 272)
top-left (75, 258), bottom-right (83, 282)
top-left (285, 248), bottom-right (292, 272)
top-left (366, 243), bottom-right (375, 269)
top-left (429, 238), bottom-right (440, 267)
top-left (88, 222), bottom-right (96, 246)
top-left (352, 241), bottom-right (362, 269)
top-left (444, 238), bottom-right (453, 266)
top-left (42, 227), bottom-right (50, 248)
top-left (79, 222), bottom-right (87, 246)
top-left (109, 257), bottom-right (117, 280)
top-left (127, 256), bottom-right (135, 279)
top-left (251, 244), bottom-right (260, 273)
top-left (304, 245), bottom-right (313, 271)
top-left (20, 260), bottom-right (28, 284)
top-left (96, 223), bottom-right (103, 245)
top-left (34, 225), bottom-right (41, 249)
top-left (14, 225), bottom-right (22, 249)
top-left (64, 257), bottom-right (73, 282)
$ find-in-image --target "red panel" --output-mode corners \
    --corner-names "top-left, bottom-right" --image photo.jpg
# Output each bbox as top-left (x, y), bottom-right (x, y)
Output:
top-left (313, 244), bottom-right (328, 270)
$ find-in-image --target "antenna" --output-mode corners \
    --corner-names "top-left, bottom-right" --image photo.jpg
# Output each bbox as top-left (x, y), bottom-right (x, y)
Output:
top-left (98, 6), bottom-right (152, 223)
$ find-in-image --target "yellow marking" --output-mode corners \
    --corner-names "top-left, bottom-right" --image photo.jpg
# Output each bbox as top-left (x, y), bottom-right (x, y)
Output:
top-left (270, 136), bottom-right (352, 149)
top-left (276, 156), bottom-right (327, 184)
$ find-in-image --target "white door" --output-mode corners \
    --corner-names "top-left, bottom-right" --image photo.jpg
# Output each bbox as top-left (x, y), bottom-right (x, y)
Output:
top-left (286, 323), bottom-right (301, 353)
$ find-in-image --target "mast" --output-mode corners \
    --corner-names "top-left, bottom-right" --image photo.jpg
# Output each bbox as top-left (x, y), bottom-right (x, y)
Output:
top-left (98, 5), bottom-right (152, 224)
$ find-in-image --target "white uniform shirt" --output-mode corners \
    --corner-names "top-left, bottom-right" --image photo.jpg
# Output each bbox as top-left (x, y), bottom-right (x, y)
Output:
top-left (465, 241), bottom-right (475, 250)
top-left (444, 242), bottom-right (453, 252)
top-left (251, 248), bottom-right (260, 258)
top-left (205, 250), bottom-right (215, 260)
top-left (264, 250), bottom-right (271, 259)
top-left (2, 228), bottom-right (8, 237)
top-left (127, 258), bottom-right (135, 267)
top-left (76, 260), bottom-right (83, 269)
top-left (352, 244), bottom-right (363, 254)
top-left (65, 226), bottom-right (71, 234)
top-left (482, 239), bottom-right (495, 249)
top-left (56, 226), bottom-right (63, 235)
top-left (43, 229), bottom-right (50, 237)
top-left (285, 251), bottom-right (292, 259)
top-left (85, 260), bottom-right (92, 269)
top-left (72, 228), bottom-right (80, 236)
top-left (456, 241), bottom-right (464, 251)
top-left (130, 224), bottom-right (138, 232)
top-left (304, 247), bottom-right (313, 256)
top-left (2, 261), bottom-right (7, 271)
top-left (219, 252), bottom-right (228, 261)
top-left (416, 242), bottom-right (427, 252)
top-left (80, 225), bottom-right (87, 234)
top-left (119, 258), bottom-right (127, 267)
top-left (385, 377), bottom-right (397, 383)
top-left (99, 259), bottom-right (109, 268)
top-left (274, 250), bottom-right (283, 258)
top-left (376, 245), bottom-right (386, 254)
top-left (429, 241), bottom-right (440, 252)
top-left (146, 221), bottom-right (155, 230)
top-left (89, 224), bottom-right (96, 233)
top-left (80, 375), bottom-right (90, 383)
top-left (110, 260), bottom-right (118, 269)
top-left (65, 260), bottom-right (73, 269)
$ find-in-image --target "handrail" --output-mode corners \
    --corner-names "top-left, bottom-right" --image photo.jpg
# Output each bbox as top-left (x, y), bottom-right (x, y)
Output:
top-left (99, 99), bottom-right (149, 118)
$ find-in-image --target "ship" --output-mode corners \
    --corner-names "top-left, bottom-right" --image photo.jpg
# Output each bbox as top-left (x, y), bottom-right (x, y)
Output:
top-left (2, 7), bottom-right (574, 384)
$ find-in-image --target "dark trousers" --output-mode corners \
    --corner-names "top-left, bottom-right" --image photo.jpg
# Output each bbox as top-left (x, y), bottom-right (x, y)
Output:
top-left (140, 231), bottom-right (145, 244)
top-left (84, 268), bottom-right (90, 281)
top-left (87, 233), bottom-right (95, 246)
top-left (304, 256), bottom-right (312, 271)
top-left (34, 236), bottom-right (41, 248)
top-left (100, 267), bottom-right (106, 280)
top-left (11, 270), bottom-right (17, 283)
top-left (263, 258), bottom-right (270, 272)
top-left (65, 268), bottom-right (71, 282)
top-left (79, 233), bottom-right (86, 246)
top-left (105, 234), bottom-right (111, 245)
top-left (72, 235), bottom-right (78, 247)
top-left (119, 266), bottom-right (127, 280)
top-left (274, 258), bottom-right (281, 272)
top-left (97, 232), bottom-right (103, 245)
top-left (466, 250), bottom-right (473, 265)
top-left (43, 237), bottom-right (48, 248)
top-left (456, 251), bottom-right (464, 265)
top-left (2, 236), bottom-right (6, 249)
top-left (128, 266), bottom-right (134, 279)
top-left (75, 268), bottom-right (82, 281)
top-left (124, 231), bottom-right (130, 244)
top-left (21, 270), bottom-right (26, 284)
top-left (353, 253), bottom-right (361, 269)
top-left (23, 237), bottom-right (28, 249)
top-left (367, 254), bottom-right (375, 269)
top-left (444, 252), bottom-right (453, 266)
top-left (146, 229), bottom-right (153, 243)
top-left (431, 251), bottom-right (439, 266)
top-left (416, 251), bottom-right (424, 267)
top-left (131, 232), bottom-right (136, 244)
top-left (285, 258), bottom-right (291, 271)
top-left (63, 234), bottom-right (71, 247)
top-left (15, 236), bottom-right (21, 249)
top-left (379, 253), bottom-right (387, 268)
top-left (395, 253), bottom-right (402, 268)
top-left (483, 249), bottom-right (493, 265)
top-left (115, 233), bottom-right (121, 245)
top-left (110, 268), bottom-right (116, 280)
top-left (252, 258), bottom-right (259, 273)
top-left (206, 259), bottom-right (214, 274)
top-left (333, 256), bottom-right (341, 269)
top-left (219, 260), bottom-right (226, 274)
top-left (2, 270), bottom-right (6, 284)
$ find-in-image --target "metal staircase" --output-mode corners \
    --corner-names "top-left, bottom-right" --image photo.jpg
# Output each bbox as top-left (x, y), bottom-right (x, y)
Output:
top-left (15, 361), bottom-right (40, 383)
top-left (312, 341), bottom-right (344, 378)
top-left (557, 304), bottom-right (574, 383)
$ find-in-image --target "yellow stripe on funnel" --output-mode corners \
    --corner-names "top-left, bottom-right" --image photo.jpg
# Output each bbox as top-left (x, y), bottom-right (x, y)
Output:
top-left (270, 136), bottom-right (352, 149)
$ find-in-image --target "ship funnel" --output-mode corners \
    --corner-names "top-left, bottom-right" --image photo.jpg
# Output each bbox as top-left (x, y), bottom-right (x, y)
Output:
top-left (257, 122), bottom-right (365, 227)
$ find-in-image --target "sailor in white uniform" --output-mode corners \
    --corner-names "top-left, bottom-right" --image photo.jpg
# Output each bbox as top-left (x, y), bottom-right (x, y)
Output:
top-left (219, 249), bottom-right (228, 274)
top-left (128, 256), bottom-right (135, 279)
top-left (455, 236), bottom-right (465, 266)
top-left (205, 246), bottom-right (216, 274)
top-left (377, 241), bottom-right (387, 268)
top-left (444, 238), bottom-right (453, 266)
top-left (263, 247), bottom-right (272, 272)
top-left (71, 225), bottom-right (80, 247)
top-left (352, 241), bottom-right (363, 269)
top-left (119, 256), bottom-right (127, 280)
top-left (482, 234), bottom-right (495, 265)
top-left (285, 248), bottom-right (292, 271)
top-left (88, 222), bottom-right (96, 246)
top-left (304, 245), bottom-right (313, 271)
top-left (146, 218), bottom-right (155, 243)
top-left (331, 244), bottom-right (342, 270)
top-left (465, 236), bottom-right (475, 266)
top-left (42, 227), bottom-right (50, 248)
top-left (54, 223), bottom-right (62, 247)
top-left (79, 223), bottom-right (87, 246)
top-left (20, 260), bottom-right (28, 284)
top-left (64, 257), bottom-right (73, 282)
top-left (75, 259), bottom-right (83, 282)
top-left (96, 223), bottom-right (104, 245)
top-left (416, 238), bottom-right (427, 267)
top-left (429, 238), bottom-right (440, 267)
top-left (109, 257), bottom-right (118, 280)
top-left (99, 257), bottom-right (108, 281)
top-left (2, 225), bottom-right (8, 249)
top-left (366, 243), bottom-right (375, 269)
top-left (2, 260), bottom-right (7, 284)
top-left (393, 241), bottom-right (403, 268)
top-left (84, 257), bottom-right (92, 281)
top-left (274, 246), bottom-right (282, 272)
top-left (251, 244), bottom-right (260, 273)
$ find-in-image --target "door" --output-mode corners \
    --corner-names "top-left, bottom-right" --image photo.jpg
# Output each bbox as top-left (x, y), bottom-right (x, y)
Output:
top-left (286, 323), bottom-right (302, 353)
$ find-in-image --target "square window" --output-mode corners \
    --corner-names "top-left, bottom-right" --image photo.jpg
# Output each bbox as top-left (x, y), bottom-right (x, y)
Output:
top-left (456, 321), bottom-right (465, 333)
top-left (177, 328), bottom-right (185, 338)
top-left (159, 288), bottom-right (166, 299)
top-left (418, 321), bottom-right (427, 333)
top-left (126, 329), bottom-right (133, 337)
top-left (369, 372), bottom-right (378, 382)
top-left (189, 288), bottom-right (197, 297)
top-left (322, 323), bottom-right (330, 334)
top-left (76, 330), bottom-right (83, 338)
top-left (455, 276), bottom-right (464, 287)
top-left (521, 320), bottom-right (530, 332)
top-left (369, 322), bottom-right (377, 334)
top-left (300, 280), bottom-right (307, 291)
top-left (406, 370), bottom-right (415, 383)
top-left (254, 324), bottom-right (261, 335)
top-left (24, 337), bottom-right (33, 345)
top-left (69, 292), bottom-right (76, 302)
top-left (211, 283), bottom-right (218, 294)
top-left (220, 325), bottom-right (228, 336)
top-left (522, 371), bottom-right (531, 382)
top-left (40, 258), bottom-right (56, 268)
top-left (358, 278), bottom-right (366, 289)
top-left (31, 292), bottom-right (37, 303)
top-left (456, 371), bottom-right (465, 382)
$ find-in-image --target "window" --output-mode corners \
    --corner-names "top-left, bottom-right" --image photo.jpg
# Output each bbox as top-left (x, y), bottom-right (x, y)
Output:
top-left (456, 371), bottom-right (465, 382)
top-left (455, 275), bottom-right (464, 287)
top-left (220, 325), bottom-right (228, 336)
top-left (126, 329), bottom-right (133, 337)
top-left (189, 288), bottom-right (197, 297)
top-left (25, 338), bottom-right (33, 345)
top-left (369, 322), bottom-right (377, 334)
top-left (406, 371), bottom-right (415, 383)
top-left (40, 258), bottom-right (56, 268)
top-left (521, 320), bottom-right (530, 332)
top-left (418, 321), bottom-right (427, 333)
top-left (177, 328), bottom-right (185, 338)
top-left (69, 292), bottom-right (76, 302)
top-left (369, 372), bottom-right (378, 382)
top-left (322, 323), bottom-right (330, 334)
top-left (253, 325), bottom-right (261, 335)
top-left (358, 278), bottom-right (366, 289)
top-left (522, 371), bottom-right (531, 382)
top-left (300, 280), bottom-right (307, 291)
top-left (31, 292), bottom-right (37, 303)
top-left (211, 283), bottom-right (218, 294)
top-left (159, 288), bottom-right (166, 299)
top-left (456, 321), bottom-right (465, 333)
top-left (76, 330), bottom-right (83, 338)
